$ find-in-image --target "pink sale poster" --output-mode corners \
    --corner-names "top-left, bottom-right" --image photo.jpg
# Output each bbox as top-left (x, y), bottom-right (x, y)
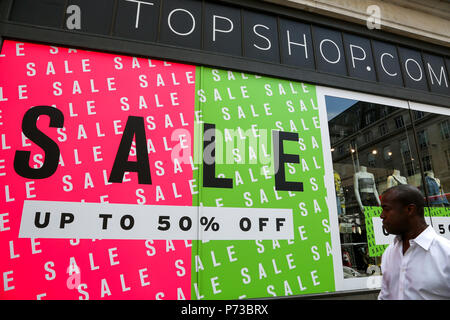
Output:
top-left (0, 40), bottom-right (196, 300)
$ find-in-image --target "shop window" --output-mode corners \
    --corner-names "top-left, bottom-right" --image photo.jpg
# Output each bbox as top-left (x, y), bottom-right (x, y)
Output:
top-left (326, 97), bottom-right (450, 285)
top-left (324, 96), bottom-right (419, 281)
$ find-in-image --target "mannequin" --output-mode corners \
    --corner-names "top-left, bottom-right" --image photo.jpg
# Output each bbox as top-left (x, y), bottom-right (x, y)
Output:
top-left (387, 169), bottom-right (407, 188)
top-left (354, 166), bottom-right (381, 212)
top-left (366, 264), bottom-right (381, 276)
top-left (342, 250), bottom-right (352, 267)
top-left (334, 170), bottom-right (346, 215)
top-left (425, 171), bottom-right (449, 206)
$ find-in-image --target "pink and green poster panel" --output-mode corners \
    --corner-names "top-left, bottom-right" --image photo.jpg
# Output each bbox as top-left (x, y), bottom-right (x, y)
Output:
top-left (0, 40), bottom-right (334, 299)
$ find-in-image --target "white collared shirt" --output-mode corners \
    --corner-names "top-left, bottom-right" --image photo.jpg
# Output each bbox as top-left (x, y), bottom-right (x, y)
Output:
top-left (378, 226), bottom-right (450, 300)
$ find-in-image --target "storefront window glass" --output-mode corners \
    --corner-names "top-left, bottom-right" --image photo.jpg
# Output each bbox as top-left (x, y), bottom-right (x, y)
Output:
top-left (324, 96), bottom-right (422, 279)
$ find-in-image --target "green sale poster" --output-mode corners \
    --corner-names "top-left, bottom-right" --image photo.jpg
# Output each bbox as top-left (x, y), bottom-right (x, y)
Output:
top-left (191, 67), bottom-right (335, 299)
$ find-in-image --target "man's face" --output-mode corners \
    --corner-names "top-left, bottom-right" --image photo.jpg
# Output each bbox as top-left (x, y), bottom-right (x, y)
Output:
top-left (380, 191), bottom-right (409, 235)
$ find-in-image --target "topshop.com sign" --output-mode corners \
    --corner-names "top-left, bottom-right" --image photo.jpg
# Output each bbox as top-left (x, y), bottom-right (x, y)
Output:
top-left (8, 0), bottom-right (450, 96)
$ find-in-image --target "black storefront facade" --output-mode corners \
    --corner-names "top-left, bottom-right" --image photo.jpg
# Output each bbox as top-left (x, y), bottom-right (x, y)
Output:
top-left (0, 0), bottom-right (449, 300)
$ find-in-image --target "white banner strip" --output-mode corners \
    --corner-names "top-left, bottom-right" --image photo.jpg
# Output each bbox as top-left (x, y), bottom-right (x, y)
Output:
top-left (372, 216), bottom-right (449, 245)
top-left (428, 217), bottom-right (450, 240)
top-left (19, 200), bottom-right (294, 240)
top-left (372, 217), bottom-right (395, 245)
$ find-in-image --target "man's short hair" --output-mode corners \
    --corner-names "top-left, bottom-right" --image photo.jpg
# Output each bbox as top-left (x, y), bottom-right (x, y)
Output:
top-left (382, 184), bottom-right (425, 216)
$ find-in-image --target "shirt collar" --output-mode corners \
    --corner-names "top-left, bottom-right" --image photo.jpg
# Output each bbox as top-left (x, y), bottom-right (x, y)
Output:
top-left (412, 226), bottom-right (436, 250)
top-left (393, 225), bottom-right (436, 251)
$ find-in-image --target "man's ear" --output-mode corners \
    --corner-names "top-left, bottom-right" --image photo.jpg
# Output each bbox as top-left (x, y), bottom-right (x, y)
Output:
top-left (406, 204), bottom-right (416, 216)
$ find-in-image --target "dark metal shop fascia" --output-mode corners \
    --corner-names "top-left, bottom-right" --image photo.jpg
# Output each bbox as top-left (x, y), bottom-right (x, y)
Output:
top-left (0, 0), bottom-right (449, 107)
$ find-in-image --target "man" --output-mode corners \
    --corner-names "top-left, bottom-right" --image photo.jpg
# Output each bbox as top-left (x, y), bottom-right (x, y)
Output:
top-left (378, 184), bottom-right (450, 300)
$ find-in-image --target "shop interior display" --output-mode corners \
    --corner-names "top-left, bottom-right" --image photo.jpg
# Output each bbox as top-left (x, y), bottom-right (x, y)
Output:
top-left (366, 264), bottom-right (381, 276)
top-left (334, 170), bottom-right (346, 215)
top-left (343, 266), bottom-right (363, 278)
top-left (425, 171), bottom-right (449, 206)
top-left (386, 169), bottom-right (407, 188)
top-left (328, 97), bottom-right (450, 282)
top-left (353, 165), bottom-right (381, 213)
top-left (335, 165), bottom-right (382, 278)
